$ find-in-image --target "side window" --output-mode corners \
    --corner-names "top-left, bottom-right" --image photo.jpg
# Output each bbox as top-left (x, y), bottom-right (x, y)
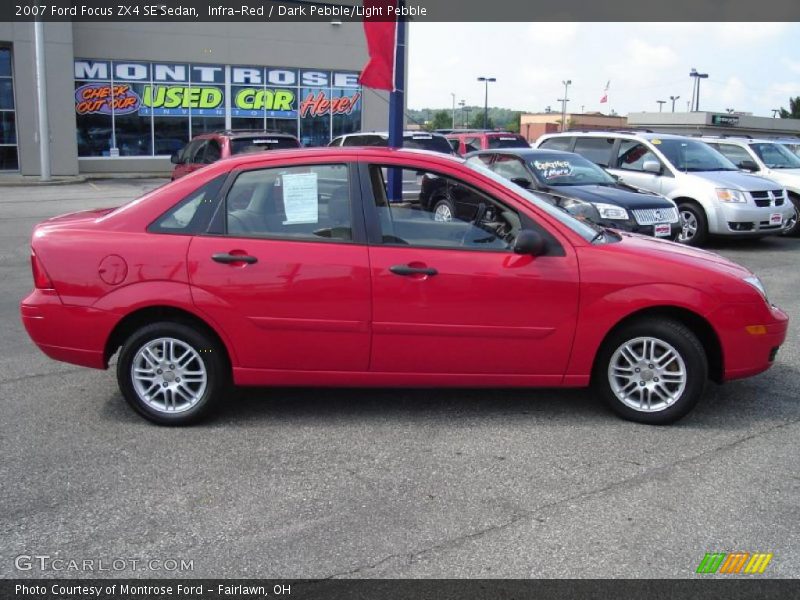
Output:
top-left (178, 139), bottom-right (202, 163)
top-left (368, 165), bottom-right (523, 252)
top-left (225, 164), bottom-right (352, 242)
top-left (202, 139), bottom-right (222, 164)
top-left (464, 137), bottom-right (481, 153)
top-left (573, 137), bottom-right (615, 167)
top-left (491, 155), bottom-right (531, 183)
top-left (616, 140), bottom-right (659, 172)
top-left (538, 136), bottom-right (573, 151)
top-left (329, 137), bottom-right (343, 147)
top-left (148, 175), bottom-right (226, 234)
top-left (715, 143), bottom-right (753, 167)
top-left (448, 138), bottom-right (460, 153)
top-left (188, 140), bottom-right (208, 164)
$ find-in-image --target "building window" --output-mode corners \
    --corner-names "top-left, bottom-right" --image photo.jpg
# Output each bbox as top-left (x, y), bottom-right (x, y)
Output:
top-left (0, 46), bottom-right (19, 171)
top-left (74, 59), bottom-right (362, 157)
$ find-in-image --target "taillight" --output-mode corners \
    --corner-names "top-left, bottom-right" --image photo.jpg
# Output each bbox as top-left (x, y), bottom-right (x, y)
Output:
top-left (31, 250), bottom-right (54, 289)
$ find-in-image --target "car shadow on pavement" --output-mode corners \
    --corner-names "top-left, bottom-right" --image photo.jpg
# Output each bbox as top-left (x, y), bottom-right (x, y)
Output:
top-left (100, 362), bottom-right (800, 429)
top-left (703, 235), bottom-right (800, 252)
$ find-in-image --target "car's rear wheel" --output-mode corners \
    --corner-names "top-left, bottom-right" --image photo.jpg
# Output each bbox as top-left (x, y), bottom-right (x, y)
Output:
top-left (677, 202), bottom-right (708, 246)
top-left (432, 197), bottom-right (456, 222)
top-left (117, 322), bottom-right (228, 425)
top-left (594, 318), bottom-right (708, 424)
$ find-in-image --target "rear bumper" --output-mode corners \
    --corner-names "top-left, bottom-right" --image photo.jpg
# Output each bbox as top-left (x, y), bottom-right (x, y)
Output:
top-left (20, 289), bottom-right (117, 369)
top-left (711, 302), bottom-right (789, 381)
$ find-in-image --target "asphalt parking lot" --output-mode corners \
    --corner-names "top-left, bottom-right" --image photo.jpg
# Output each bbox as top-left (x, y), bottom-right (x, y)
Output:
top-left (1, 178), bottom-right (798, 579)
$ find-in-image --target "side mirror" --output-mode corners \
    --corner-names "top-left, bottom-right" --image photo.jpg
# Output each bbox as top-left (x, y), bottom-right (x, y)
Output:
top-left (738, 159), bottom-right (759, 172)
top-left (511, 177), bottom-right (532, 189)
top-left (642, 160), bottom-right (662, 174)
top-left (170, 151), bottom-right (183, 164)
top-left (513, 229), bottom-right (545, 256)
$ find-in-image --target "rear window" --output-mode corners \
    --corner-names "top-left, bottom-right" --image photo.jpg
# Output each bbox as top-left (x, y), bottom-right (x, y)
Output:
top-left (148, 175), bottom-right (227, 235)
top-left (486, 135), bottom-right (529, 149)
top-left (403, 134), bottom-right (453, 154)
top-left (230, 136), bottom-right (300, 155)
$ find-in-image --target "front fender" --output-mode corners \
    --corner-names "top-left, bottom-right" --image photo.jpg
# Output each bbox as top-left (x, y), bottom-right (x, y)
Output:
top-left (564, 282), bottom-right (720, 384)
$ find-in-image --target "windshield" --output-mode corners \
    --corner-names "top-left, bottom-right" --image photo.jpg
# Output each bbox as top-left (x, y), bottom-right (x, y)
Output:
top-left (487, 135), bottom-right (530, 149)
top-left (230, 136), bottom-right (300, 154)
top-left (528, 154), bottom-right (617, 186)
top-left (403, 135), bottom-right (454, 154)
top-left (465, 157), bottom-right (602, 243)
top-left (656, 138), bottom-right (738, 172)
top-left (750, 143), bottom-right (800, 169)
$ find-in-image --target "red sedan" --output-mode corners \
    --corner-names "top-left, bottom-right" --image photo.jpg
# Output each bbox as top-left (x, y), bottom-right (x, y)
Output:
top-left (21, 148), bottom-right (788, 425)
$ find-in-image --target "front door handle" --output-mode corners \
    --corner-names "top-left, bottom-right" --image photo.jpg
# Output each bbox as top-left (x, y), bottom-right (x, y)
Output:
top-left (212, 252), bottom-right (258, 265)
top-left (389, 264), bottom-right (438, 277)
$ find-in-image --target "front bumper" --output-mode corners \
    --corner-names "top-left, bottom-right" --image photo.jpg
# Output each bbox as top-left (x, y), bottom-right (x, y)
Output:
top-left (708, 202), bottom-right (795, 236)
top-left (709, 302), bottom-right (789, 381)
top-left (598, 219), bottom-right (681, 240)
top-left (20, 289), bottom-right (117, 369)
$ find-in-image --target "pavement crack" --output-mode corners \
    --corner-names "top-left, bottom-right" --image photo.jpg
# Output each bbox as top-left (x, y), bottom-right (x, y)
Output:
top-left (323, 417), bottom-right (800, 578)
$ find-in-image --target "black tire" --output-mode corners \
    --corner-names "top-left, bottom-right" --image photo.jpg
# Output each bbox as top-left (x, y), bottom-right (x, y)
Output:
top-left (677, 201), bottom-right (708, 246)
top-left (781, 193), bottom-right (800, 237)
top-left (593, 318), bottom-right (708, 425)
top-left (432, 197), bottom-right (456, 222)
top-left (117, 321), bottom-right (228, 425)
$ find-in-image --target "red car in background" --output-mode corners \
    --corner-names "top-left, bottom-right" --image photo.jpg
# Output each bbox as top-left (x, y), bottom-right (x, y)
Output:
top-left (21, 148), bottom-right (787, 426)
top-left (170, 129), bottom-right (301, 179)
top-left (446, 130), bottom-right (530, 156)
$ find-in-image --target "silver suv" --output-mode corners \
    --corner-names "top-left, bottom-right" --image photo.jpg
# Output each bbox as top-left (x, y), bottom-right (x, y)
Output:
top-left (536, 131), bottom-right (794, 246)
top-left (701, 137), bottom-right (800, 236)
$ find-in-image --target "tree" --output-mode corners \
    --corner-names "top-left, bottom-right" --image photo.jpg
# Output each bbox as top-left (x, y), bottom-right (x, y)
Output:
top-left (425, 110), bottom-right (452, 131)
top-left (779, 97), bottom-right (800, 119)
top-left (468, 113), bottom-right (494, 130)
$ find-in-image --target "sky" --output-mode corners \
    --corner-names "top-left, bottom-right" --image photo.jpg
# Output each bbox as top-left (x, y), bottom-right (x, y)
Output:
top-left (407, 22), bottom-right (800, 117)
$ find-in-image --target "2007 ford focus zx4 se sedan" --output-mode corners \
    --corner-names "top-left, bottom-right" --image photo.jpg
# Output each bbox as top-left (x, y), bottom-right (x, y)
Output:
top-left (20, 147), bottom-right (788, 425)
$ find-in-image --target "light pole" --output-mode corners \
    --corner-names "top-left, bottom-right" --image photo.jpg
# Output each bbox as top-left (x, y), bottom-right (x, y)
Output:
top-left (458, 99), bottom-right (465, 128)
top-left (657, 100), bottom-right (666, 112)
top-left (689, 68), bottom-right (708, 111)
top-left (772, 109), bottom-right (780, 118)
top-left (726, 108), bottom-right (735, 114)
top-left (477, 77), bottom-right (496, 129)
top-left (450, 92), bottom-right (456, 129)
top-left (670, 95), bottom-right (680, 112)
top-left (559, 79), bottom-right (571, 132)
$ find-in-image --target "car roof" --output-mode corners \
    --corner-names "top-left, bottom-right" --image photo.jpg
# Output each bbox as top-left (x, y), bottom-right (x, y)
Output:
top-left (700, 136), bottom-right (785, 145)
top-left (338, 131), bottom-right (448, 138)
top-left (541, 130), bottom-right (688, 141)
top-left (223, 130), bottom-right (298, 139)
top-left (469, 148), bottom-right (574, 159)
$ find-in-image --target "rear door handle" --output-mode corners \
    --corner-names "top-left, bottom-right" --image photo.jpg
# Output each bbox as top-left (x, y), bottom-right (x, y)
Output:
top-left (212, 253), bottom-right (258, 265)
top-left (389, 264), bottom-right (438, 277)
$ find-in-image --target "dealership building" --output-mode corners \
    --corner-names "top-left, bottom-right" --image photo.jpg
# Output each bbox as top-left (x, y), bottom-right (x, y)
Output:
top-left (0, 21), bottom-right (394, 176)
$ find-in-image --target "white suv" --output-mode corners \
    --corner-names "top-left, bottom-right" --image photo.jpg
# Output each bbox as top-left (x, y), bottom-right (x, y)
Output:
top-left (702, 137), bottom-right (800, 236)
top-left (536, 131), bottom-right (794, 246)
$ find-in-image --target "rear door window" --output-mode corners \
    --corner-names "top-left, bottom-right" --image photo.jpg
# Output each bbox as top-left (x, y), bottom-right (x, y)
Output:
top-left (538, 136), bottom-right (574, 152)
top-left (572, 137), bottom-right (615, 167)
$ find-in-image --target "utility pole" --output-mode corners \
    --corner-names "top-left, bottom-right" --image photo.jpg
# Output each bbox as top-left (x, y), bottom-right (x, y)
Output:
top-left (458, 99), bottom-right (465, 128)
top-left (477, 77), bottom-right (496, 129)
top-left (450, 92), bottom-right (456, 129)
top-left (670, 95), bottom-right (680, 112)
top-left (559, 79), bottom-right (571, 132)
top-left (657, 100), bottom-right (666, 112)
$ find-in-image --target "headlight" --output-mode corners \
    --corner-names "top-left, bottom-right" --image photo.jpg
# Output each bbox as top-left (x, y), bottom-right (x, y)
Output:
top-left (744, 275), bottom-right (769, 303)
top-left (594, 202), bottom-right (630, 220)
top-left (716, 188), bottom-right (747, 203)
top-left (559, 197), bottom-right (600, 221)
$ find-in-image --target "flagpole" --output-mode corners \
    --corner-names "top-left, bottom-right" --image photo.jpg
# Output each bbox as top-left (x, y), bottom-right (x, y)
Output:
top-left (387, 0), bottom-right (406, 201)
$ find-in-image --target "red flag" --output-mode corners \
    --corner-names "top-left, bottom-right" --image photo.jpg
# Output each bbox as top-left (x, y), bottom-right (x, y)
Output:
top-left (599, 94), bottom-right (608, 104)
top-left (600, 80), bottom-right (610, 103)
top-left (359, 1), bottom-right (397, 91)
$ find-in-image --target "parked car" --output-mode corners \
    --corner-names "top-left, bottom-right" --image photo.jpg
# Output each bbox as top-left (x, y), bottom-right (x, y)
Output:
top-left (170, 130), bottom-right (301, 180)
top-left (462, 149), bottom-right (680, 239)
top-left (447, 130), bottom-right (530, 156)
top-left (328, 130), bottom-right (455, 154)
top-left (701, 137), bottom-right (800, 236)
top-left (536, 132), bottom-right (795, 246)
top-left (21, 147), bottom-right (787, 426)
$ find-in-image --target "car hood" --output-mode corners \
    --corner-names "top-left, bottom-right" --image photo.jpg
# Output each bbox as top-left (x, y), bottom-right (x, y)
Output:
top-left (612, 231), bottom-right (751, 277)
top-left (687, 170), bottom-right (777, 191)
top-left (547, 184), bottom-right (673, 208)
top-left (763, 168), bottom-right (800, 186)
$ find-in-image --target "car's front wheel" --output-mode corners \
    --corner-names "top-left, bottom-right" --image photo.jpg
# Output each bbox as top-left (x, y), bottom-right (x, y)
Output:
top-left (781, 193), bottom-right (800, 237)
top-left (117, 321), bottom-right (228, 425)
top-left (432, 197), bottom-right (456, 222)
top-left (677, 202), bottom-right (708, 246)
top-left (594, 318), bottom-right (708, 424)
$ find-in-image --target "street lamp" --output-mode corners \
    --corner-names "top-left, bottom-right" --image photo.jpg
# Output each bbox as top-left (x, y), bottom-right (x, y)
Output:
top-left (450, 92), bottom-right (456, 129)
top-left (458, 99), bottom-right (465, 128)
top-left (669, 95), bottom-right (680, 112)
top-left (689, 68), bottom-right (709, 111)
top-left (560, 79), bottom-right (572, 132)
top-left (726, 108), bottom-right (735, 114)
top-left (657, 100), bottom-right (666, 112)
top-left (772, 109), bottom-right (780, 118)
top-left (477, 77), bottom-right (496, 129)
